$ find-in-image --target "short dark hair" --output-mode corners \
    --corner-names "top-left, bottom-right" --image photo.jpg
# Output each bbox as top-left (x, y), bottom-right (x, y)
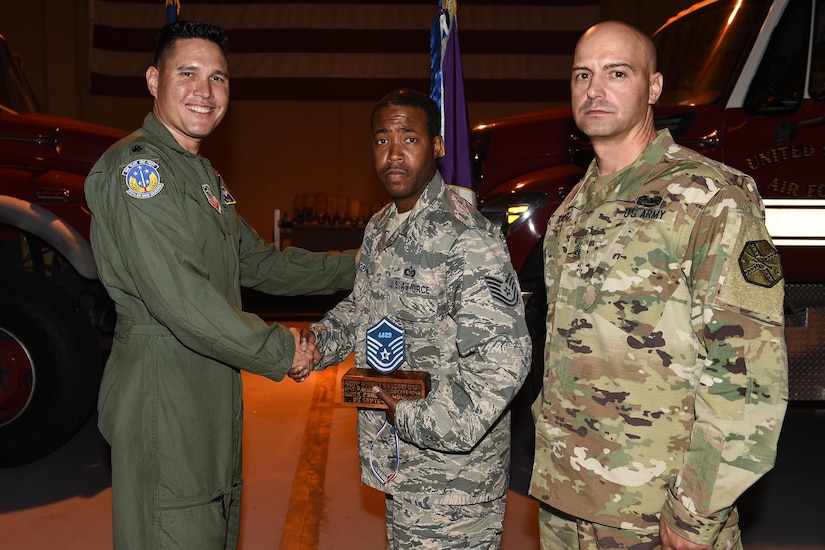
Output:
top-left (371, 88), bottom-right (441, 140)
top-left (153, 21), bottom-right (229, 67)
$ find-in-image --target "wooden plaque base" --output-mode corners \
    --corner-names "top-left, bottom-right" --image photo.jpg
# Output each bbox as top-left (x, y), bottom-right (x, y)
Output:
top-left (342, 367), bottom-right (431, 409)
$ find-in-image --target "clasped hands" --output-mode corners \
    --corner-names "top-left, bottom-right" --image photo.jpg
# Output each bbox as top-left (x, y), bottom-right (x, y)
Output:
top-left (286, 327), bottom-right (399, 422)
top-left (286, 327), bottom-right (319, 383)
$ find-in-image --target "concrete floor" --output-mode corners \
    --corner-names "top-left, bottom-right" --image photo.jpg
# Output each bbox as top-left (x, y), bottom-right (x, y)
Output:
top-left (0, 320), bottom-right (823, 549)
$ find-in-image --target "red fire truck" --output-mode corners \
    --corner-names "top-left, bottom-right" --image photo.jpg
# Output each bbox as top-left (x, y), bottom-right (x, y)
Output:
top-left (0, 34), bottom-right (125, 466)
top-left (473, 0), bottom-right (825, 411)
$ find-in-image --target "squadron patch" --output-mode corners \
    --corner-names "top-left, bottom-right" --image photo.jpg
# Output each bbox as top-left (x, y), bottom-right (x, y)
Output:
top-left (739, 240), bottom-right (783, 288)
top-left (485, 273), bottom-right (519, 306)
top-left (366, 317), bottom-right (406, 373)
top-left (221, 186), bottom-right (236, 205)
top-left (202, 184), bottom-right (221, 213)
top-left (123, 159), bottom-right (163, 199)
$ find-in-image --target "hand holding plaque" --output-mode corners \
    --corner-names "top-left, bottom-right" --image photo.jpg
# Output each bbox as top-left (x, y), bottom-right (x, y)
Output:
top-left (342, 317), bottom-right (431, 409)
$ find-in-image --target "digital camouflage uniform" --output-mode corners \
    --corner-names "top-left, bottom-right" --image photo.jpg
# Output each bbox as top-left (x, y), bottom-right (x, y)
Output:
top-left (85, 113), bottom-right (356, 550)
top-left (530, 130), bottom-right (788, 547)
top-left (310, 173), bottom-right (531, 549)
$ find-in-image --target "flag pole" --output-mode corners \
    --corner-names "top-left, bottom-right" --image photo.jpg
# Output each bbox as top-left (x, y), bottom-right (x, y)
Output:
top-left (165, 0), bottom-right (180, 24)
top-left (429, 0), bottom-right (475, 207)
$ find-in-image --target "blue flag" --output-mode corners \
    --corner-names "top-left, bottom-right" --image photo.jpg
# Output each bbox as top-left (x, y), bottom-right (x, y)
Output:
top-left (165, 0), bottom-right (180, 24)
top-left (429, 0), bottom-right (475, 205)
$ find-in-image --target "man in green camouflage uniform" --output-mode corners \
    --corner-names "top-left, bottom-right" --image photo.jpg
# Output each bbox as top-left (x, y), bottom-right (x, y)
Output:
top-left (85, 22), bottom-right (355, 549)
top-left (530, 22), bottom-right (788, 549)
top-left (293, 89), bottom-right (531, 549)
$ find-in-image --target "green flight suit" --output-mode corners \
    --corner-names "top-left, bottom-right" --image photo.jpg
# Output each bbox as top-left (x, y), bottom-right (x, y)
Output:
top-left (84, 113), bottom-right (355, 550)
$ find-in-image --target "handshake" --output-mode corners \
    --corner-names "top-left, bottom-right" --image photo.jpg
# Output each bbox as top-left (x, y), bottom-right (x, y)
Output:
top-left (285, 327), bottom-right (400, 420)
top-left (287, 327), bottom-right (318, 383)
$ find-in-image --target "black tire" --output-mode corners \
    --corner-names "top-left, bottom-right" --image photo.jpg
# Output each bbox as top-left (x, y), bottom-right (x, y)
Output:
top-left (0, 274), bottom-right (102, 467)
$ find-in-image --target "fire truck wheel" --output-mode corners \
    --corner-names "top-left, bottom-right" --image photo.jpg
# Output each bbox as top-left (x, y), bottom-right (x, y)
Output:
top-left (0, 274), bottom-right (102, 467)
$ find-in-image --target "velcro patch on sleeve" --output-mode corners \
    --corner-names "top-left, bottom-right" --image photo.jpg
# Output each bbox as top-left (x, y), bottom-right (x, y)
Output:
top-left (739, 239), bottom-right (783, 288)
top-left (123, 159), bottom-right (164, 199)
top-left (718, 215), bottom-right (784, 324)
top-left (485, 273), bottom-right (519, 307)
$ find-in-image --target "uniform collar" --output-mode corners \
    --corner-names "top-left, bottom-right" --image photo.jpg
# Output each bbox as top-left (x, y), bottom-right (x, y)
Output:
top-left (142, 112), bottom-right (196, 157)
top-left (577, 128), bottom-right (675, 205)
top-left (375, 171), bottom-right (444, 248)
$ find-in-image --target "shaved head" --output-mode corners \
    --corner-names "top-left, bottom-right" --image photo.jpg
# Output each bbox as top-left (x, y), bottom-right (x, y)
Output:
top-left (570, 20), bottom-right (663, 173)
top-left (576, 21), bottom-right (658, 75)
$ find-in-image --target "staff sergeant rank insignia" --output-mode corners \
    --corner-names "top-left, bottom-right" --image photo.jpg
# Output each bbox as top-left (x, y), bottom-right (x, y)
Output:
top-left (739, 239), bottom-right (783, 288)
top-left (123, 159), bottom-right (163, 199)
top-left (366, 317), bottom-right (406, 374)
top-left (485, 273), bottom-right (519, 306)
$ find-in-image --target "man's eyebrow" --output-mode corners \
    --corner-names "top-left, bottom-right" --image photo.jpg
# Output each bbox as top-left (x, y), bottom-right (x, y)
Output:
top-left (173, 65), bottom-right (229, 78)
top-left (604, 61), bottom-right (635, 73)
top-left (373, 126), bottom-right (420, 136)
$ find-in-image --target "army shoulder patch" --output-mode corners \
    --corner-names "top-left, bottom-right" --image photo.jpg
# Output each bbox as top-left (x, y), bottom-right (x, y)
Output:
top-left (739, 240), bottom-right (783, 288)
top-left (122, 159), bottom-right (164, 199)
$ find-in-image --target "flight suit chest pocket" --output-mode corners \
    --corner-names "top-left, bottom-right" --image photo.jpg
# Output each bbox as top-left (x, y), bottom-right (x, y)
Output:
top-left (185, 183), bottom-right (234, 253)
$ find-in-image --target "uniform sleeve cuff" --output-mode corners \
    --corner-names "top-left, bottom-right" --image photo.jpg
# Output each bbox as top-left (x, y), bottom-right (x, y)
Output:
top-left (661, 486), bottom-right (732, 545)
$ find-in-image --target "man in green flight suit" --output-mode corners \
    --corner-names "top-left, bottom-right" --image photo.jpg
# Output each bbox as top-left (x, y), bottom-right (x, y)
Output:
top-left (84, 21), bottom-right (355, 549)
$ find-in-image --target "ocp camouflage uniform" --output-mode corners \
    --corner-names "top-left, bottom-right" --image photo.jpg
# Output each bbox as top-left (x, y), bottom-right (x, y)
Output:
top-left (311, 173), bottom-right (531, 549)
top-left (530, 129), bottom-right (788, 547)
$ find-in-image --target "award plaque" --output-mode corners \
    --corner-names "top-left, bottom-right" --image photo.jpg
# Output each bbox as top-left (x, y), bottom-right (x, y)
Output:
top-left (343, 316), bottom-right (430, 409)
top-left (342, 367), bottom-right (431, 409)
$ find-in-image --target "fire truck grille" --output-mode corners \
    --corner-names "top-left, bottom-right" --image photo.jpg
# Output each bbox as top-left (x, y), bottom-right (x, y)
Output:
top-left (784, 284), bottom-right (825, 402)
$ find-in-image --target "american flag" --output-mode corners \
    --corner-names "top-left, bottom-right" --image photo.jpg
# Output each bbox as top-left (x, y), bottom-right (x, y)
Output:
top-left (89, 0), bottom-right (599, 101)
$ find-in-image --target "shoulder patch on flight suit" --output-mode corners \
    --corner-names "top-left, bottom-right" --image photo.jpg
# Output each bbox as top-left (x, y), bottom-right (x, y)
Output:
top-left (122, 159), bottom-right (163, 199)
top-left (739, 239), bottom-right (783, 288)
top-left (485, 273), bottom-right (519, 307)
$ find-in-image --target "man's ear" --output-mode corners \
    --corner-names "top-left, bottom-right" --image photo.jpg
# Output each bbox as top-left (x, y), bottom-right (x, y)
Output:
top-left (433, 135), bottom-right (445, 159)
top-left (146, 66), bottom-right (159, 99)
top-left (649, 71), bottom-right (663, 105)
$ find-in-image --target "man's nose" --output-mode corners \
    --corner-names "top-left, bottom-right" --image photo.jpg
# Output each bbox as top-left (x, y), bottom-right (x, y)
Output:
top-left (193, 79), bottom-right (213, 98)
top-left (586, 75), bottom-right (604, 100)
top-left (387, 142), bottom-right (403, 161)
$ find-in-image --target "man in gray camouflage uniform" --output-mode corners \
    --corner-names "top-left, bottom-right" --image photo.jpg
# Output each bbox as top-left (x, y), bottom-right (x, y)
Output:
top-left (530, 21), bottom-right (788, 549)
top-left (290, 89), bottom-right (531, 549)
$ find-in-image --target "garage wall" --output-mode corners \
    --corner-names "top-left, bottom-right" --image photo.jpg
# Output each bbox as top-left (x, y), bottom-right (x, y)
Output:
top-left (0, 0), bottom-right (695, 240)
